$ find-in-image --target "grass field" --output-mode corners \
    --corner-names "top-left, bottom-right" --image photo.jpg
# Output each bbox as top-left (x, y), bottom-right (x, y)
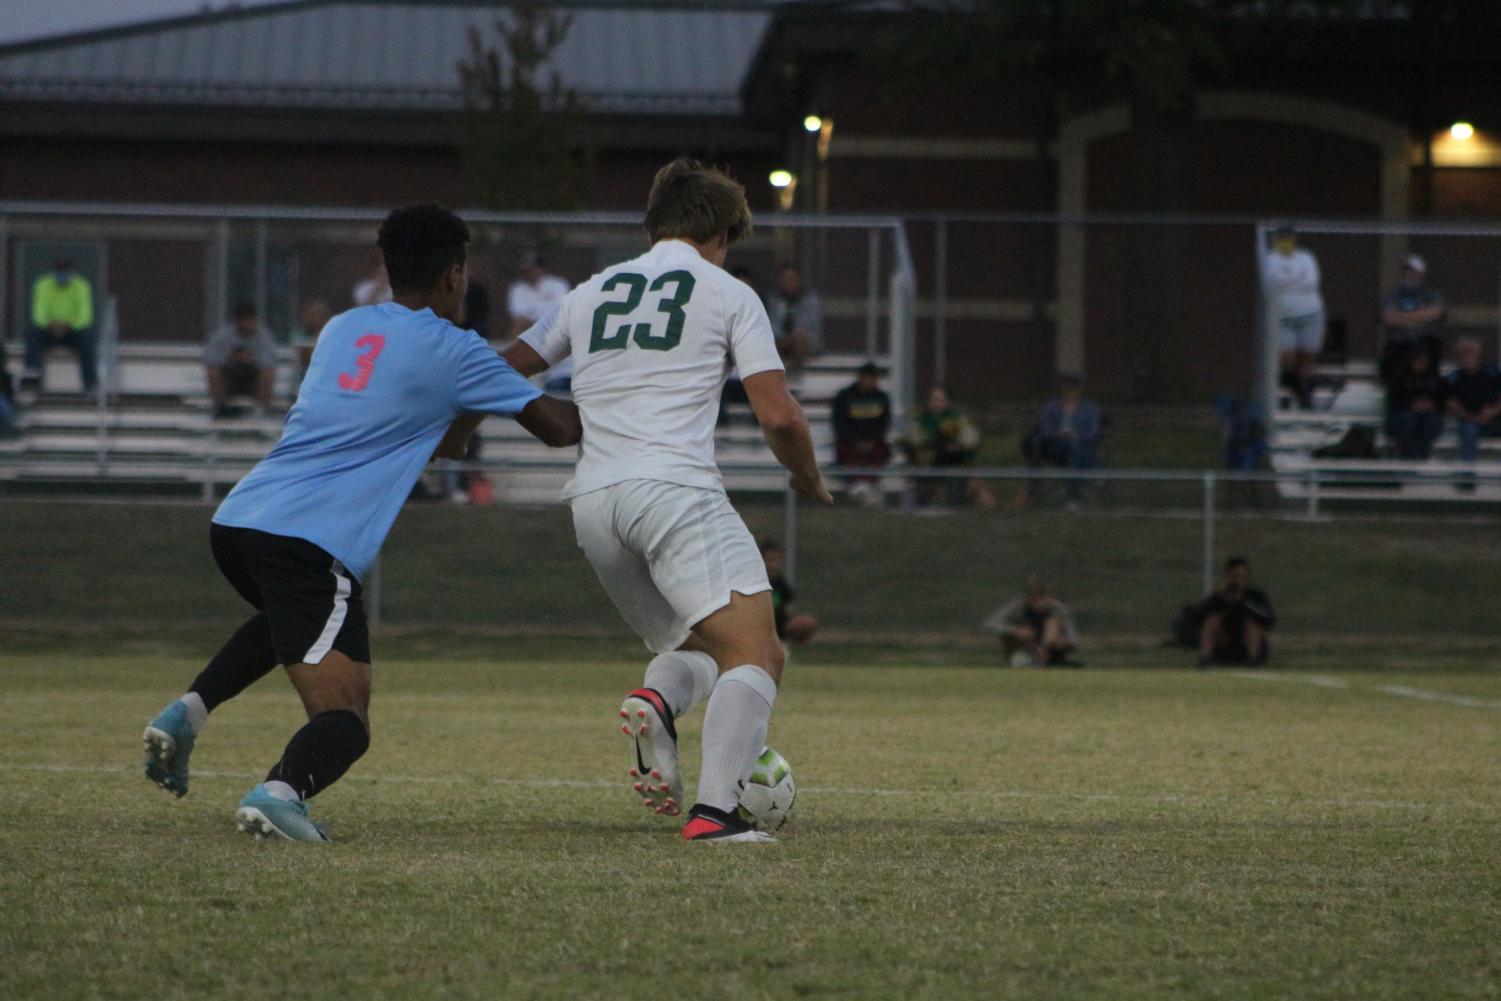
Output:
top-left (3, 647), bottom-right (1499, 1000)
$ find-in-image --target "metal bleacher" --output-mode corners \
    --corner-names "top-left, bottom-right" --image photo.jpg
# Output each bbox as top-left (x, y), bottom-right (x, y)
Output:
top-left (0, 343), bottom-right (874, 503)
top-left (1269, 360), bottom-right (1501, 503)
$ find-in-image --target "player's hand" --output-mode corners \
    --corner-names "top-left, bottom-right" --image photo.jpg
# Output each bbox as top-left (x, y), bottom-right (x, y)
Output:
top-left (790, 471), bottom-right (834, 506)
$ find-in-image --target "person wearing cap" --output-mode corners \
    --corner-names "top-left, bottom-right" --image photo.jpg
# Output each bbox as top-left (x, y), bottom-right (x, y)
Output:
top-left (507, 251), bottom-right (571, 340)
top-left (1380, 254), bottom-right (1445, 386)
top-left (23, 259), bottom-right (96, 396)
top-left (1262, 225), bottom-right (1325, 408)
top-left (830, 361), bottom-right (892, 505)
top-left (1021, 372), bottom-right (1103, 510)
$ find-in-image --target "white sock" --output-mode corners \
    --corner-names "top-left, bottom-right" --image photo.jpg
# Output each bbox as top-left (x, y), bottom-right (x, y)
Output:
top-left (263, 780), bottom-right (300, 802)
top-left (179, 693), bottom-right (208, 733)
top-left (642, 651), bottom-right (718, 718)
top-left (697, 664), bottom-right (778, 813)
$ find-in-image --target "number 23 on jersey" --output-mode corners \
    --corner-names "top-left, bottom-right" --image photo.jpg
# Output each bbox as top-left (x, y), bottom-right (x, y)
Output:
top-left (589, 270), bottom-right (696, 354)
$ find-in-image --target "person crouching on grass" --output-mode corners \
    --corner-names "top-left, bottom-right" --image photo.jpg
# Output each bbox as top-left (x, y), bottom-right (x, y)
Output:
top-left (140, 204), bottom-right (580, 842)
top-left (983, 577), bottom-right (1081, 667)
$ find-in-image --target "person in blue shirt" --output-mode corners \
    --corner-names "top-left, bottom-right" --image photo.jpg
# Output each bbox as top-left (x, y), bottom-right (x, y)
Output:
top-left (1022, 372), bottom-right (1103, 509)
top-left (140, 204), bottom-right (580, 842)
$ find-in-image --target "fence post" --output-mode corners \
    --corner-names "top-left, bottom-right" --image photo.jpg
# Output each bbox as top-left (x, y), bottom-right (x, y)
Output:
top-left (782, 481), bottom-right (799, 585)
top-left (201, 425), bottom-right (216, 504)
top-left (865, 227), bottom-right (881, 358)
top-left (1201, 471), bottom-right (1216, 597)
top-left (933, 217), bottom-right (947, 386)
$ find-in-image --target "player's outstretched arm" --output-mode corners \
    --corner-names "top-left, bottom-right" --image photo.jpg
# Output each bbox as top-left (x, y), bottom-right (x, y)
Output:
top-left (743, 370), bottom-right (833, 505)
top-left (433, 413), bottom-right (485, 460)
top-left (516, 395), bottom-right (582, 447)
top-left (502, 341), bottom-right (550, 378)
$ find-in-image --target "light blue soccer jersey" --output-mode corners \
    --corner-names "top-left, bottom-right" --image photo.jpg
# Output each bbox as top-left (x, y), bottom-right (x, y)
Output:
top-left (213, 302), bottom-right (541, 580)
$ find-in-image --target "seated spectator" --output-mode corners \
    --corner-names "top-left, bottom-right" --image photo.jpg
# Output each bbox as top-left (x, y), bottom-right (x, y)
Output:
top-left (831, 362), bottom-right (892, 506)
top-left (760, 541), bottom-right (818, 645)
top-left (982, 577), bottom-right (1080, 667)
top-left (1443, 337), bottom-right (1501, 464)
top-left (22, 259), bottom-right (96, 397)
top-left (1215, 395), bottom-right (1267, 472)
top-left (289, 299), bottom-right (332, 392)
top-left (766, 264), bottom-right (822, 370)
top-left (1379, 254), bottom-right (1444, 387)
top-left (1384, 349), bottom-right (1446, 459)
top-left (204, 303), bottom-right (279, 418)
top-left (903, 386), bottom-right (998, 509)
top-left (1197, 557), bottom-right (1274, 668)
top-left (1021, 372), bottom-right (1102, 510)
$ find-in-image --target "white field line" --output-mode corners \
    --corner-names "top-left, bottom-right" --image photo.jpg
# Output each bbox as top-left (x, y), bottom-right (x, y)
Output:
top-left (1, 762), bottom-right (1492, 814)
top-left (1227, 670), bottom-right (1501, 710)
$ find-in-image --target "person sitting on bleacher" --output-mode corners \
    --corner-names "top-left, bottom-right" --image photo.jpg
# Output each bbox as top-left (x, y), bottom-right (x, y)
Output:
top-left (1379, 254), bottom-right (1444, 386)
top-left (1384, 348), bottom-right (1446, 460)
top-left (204, 303), bottom-right (278, 419)
top-left (1444, 337), bottom-right (1501, 464)
top-left (831, 362), bottom-right (892, 506)
top-left (1021, 372), bottom-right (1103, 511)
top-left (903, 386), bottom-right (997, 509)
top-left (766, 264), bottom-right (822, 372)
top-left (22, 259), bottom-right (96, 398)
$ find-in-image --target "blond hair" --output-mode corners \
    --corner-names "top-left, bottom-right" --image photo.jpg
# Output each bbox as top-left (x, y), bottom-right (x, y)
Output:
top-left (644, 158), bottom-right (753, 246)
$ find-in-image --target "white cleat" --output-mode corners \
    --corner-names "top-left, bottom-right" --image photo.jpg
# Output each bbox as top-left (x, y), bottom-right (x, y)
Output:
top-left (618, 687), bottom-right (682, 817)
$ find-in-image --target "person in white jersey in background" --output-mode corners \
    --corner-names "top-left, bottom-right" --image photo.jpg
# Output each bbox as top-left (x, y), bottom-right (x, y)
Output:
top-left (1263, 223), bottom-right (1325, 409)
top-left (508, 251), bottom-right (575, 391)
top-left (456, 158), bottom-right (831, 842)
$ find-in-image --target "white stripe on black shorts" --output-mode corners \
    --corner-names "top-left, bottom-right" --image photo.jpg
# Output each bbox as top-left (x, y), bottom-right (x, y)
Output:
top-left (209, 523), bottom-right (371, 665)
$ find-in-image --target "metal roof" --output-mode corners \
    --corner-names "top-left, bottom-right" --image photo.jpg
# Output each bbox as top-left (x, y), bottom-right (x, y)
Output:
top-left (0, 1), bottom-right (776, 116)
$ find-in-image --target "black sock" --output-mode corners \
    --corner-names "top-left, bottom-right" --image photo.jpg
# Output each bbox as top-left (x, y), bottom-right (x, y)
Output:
top-left (267, 710), bottom-right (369, 800)
top-left (188, 613), bottom-right (278, 712)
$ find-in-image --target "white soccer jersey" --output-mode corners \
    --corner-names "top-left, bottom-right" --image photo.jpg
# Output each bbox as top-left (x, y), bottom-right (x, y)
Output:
top-left (521, 239), bottom-right (784, 498)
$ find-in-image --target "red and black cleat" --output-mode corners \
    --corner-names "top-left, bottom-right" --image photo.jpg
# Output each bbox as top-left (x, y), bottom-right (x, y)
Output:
top-left (681, 804), bottom-right (776, 844)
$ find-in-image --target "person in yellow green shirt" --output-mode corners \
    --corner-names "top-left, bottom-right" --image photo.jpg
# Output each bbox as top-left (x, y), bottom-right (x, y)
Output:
top-left (23, 260), bottom-right (96, 395)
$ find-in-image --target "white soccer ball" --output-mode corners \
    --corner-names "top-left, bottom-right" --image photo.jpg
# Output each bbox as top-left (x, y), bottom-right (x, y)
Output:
top-left (737, 746), bottom-right (796, 832)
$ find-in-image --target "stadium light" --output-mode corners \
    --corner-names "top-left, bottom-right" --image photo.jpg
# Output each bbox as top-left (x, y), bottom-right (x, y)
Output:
top-left (1450, 121), bottom-right (1475, 141)
top-left (769, 169), bottom-right (795, 188)
top-left (803, 115), bottom-right (824, 133)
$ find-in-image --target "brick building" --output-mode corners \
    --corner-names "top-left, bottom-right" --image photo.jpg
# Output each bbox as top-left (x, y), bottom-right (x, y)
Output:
top-left (5, 1), bottom-right (1501, 399)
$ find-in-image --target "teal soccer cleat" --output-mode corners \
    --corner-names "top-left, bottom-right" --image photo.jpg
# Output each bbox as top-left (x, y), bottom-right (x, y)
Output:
top-left (234, 785), bottom-right (332, 843)
top-left (142, 701), bottom-right (196, 798)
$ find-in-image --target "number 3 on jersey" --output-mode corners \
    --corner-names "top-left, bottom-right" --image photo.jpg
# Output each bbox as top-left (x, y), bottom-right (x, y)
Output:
top-left (589, 270), bottom-right (696, 353)
top-left (338, 334), bottom-right (386, 391)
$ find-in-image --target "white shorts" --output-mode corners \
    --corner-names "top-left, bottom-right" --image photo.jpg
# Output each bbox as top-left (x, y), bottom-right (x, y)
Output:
top-left (570, 479), bottom-right (771, 654)
top-left (1278, 311), bottom-right (1325, 354)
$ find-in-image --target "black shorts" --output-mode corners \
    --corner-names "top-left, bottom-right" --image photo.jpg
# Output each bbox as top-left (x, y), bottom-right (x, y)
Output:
top-left (210, 523), bottom-right (371, 665)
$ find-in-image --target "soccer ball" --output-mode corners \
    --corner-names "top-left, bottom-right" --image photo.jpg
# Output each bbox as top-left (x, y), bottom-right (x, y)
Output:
top-left (736, 746), bottom-right (796, 832)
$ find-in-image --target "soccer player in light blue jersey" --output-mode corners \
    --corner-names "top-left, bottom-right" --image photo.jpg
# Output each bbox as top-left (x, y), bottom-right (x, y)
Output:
top-left (142, 204), bottom-right (580, 842)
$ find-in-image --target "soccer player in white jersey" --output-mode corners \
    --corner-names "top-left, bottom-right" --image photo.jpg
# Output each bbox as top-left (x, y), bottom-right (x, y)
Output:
top-left (504, 159), bottom-right (832, 842)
